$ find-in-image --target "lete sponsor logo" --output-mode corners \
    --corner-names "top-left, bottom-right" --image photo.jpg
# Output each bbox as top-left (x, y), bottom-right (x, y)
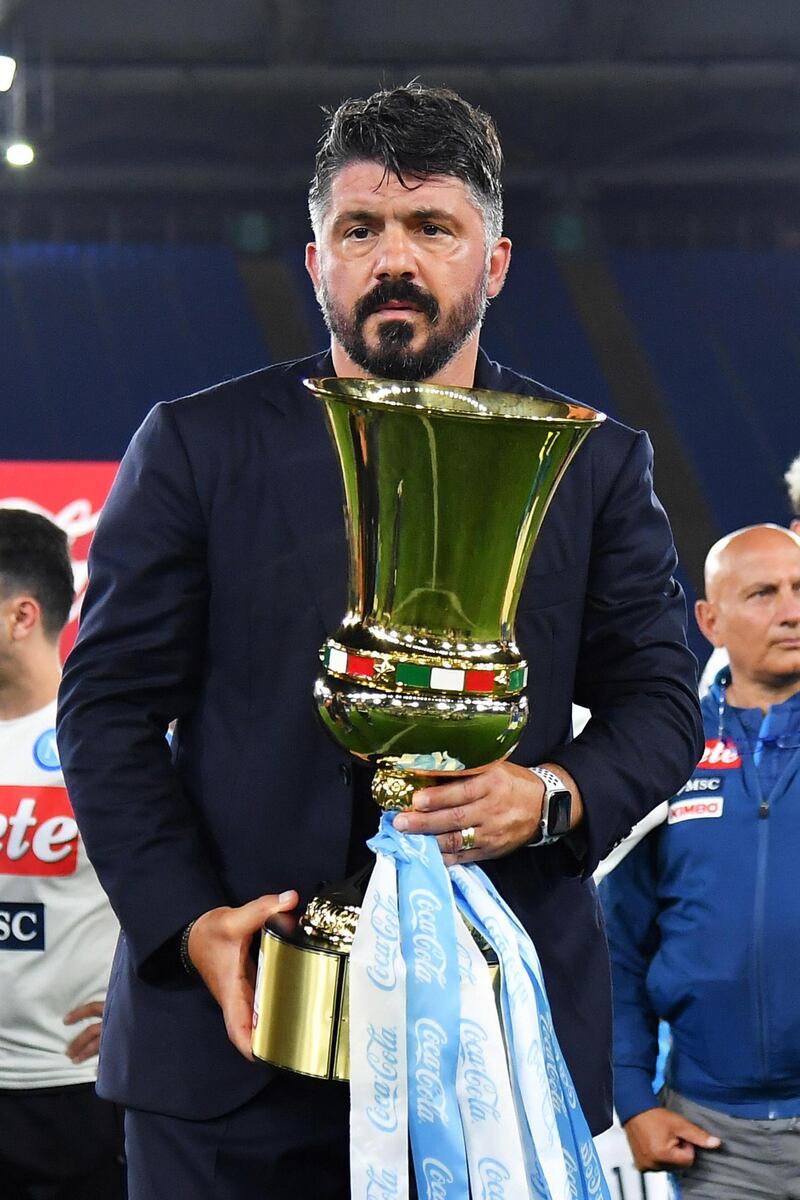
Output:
top-left (698, 739), bottom-right (741, 769)
top-left (668, 796), bottom-right (725, 824)
top-left (0, 787), bottom-right (78, 876)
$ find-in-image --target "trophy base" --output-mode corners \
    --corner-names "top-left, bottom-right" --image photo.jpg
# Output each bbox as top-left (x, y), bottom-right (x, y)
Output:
top-left (252, 863), bottom-right (499, 1081)
top-left (252, 914), bottom-right (353, 1080)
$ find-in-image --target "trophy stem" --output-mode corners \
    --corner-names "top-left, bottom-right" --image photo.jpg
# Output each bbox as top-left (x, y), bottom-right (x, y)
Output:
top-left (371, 768), bottom-right (437, 811)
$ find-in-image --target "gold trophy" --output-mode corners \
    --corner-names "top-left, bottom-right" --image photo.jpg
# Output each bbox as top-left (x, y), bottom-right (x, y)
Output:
top-left (252, 376), bottom-right (604, 1078)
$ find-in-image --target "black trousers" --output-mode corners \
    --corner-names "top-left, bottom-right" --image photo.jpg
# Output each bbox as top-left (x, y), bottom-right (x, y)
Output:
top-left (125, 1073), bottom-right (352, 1200)
top-left (0, 1082), bottom-right (127, 1200)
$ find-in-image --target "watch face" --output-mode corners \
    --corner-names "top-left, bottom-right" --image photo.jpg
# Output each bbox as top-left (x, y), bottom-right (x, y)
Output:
top-left (546, 789), bottom-right (572, 838)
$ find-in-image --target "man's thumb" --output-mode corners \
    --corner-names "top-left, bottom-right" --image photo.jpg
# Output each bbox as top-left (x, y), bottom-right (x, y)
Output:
top-left (242, 890), bottom-right (299, 931)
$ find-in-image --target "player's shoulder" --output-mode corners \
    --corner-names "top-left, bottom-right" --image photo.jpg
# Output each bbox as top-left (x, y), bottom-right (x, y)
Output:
top-left (0, 700), bottom-right (62, 784)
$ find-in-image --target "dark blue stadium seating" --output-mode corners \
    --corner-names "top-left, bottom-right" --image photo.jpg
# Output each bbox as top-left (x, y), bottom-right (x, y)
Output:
top-left (609, 249), bottom-right (799, 530)
top-left (483, 247), bottom-right (618, 418)
top-left (1, 243), bottom-right (269, 460)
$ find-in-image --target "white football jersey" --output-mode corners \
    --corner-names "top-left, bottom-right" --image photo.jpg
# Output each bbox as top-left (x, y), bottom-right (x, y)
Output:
top-left (0, 700), bottom-right (119, 1088)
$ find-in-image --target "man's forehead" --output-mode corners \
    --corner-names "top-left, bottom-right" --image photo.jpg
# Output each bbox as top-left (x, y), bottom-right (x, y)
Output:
top-left (717, 536), bottom-right (800, 589)
top-left (326, 161), bottom-right (475, 212)
top-left (705, 528), bottom-right (800, 597)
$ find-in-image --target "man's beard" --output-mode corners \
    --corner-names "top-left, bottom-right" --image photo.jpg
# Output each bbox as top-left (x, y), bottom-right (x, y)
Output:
top-left (318, 273), bottom-right (489, 382)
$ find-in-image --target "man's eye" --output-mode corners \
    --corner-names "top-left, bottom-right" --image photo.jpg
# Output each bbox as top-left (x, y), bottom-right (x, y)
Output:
top-left (346, 227), bottom-right (372, 240)
top-left (421, 224), bottom-right (443, 236)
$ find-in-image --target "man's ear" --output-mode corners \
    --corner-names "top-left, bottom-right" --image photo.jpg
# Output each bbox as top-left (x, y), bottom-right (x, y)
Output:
top-left (695, 598), bottom-right (723, 648)
top-left (305, 242), bottom-right (321, 295)
top-left (5, 596), bottom-right (40, 642)
top-left (486, 237), bottom-right (512, 300)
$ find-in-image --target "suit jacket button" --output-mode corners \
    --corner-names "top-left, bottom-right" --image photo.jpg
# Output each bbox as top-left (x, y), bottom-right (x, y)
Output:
top-left (339, 763), bottom-right (352, 786)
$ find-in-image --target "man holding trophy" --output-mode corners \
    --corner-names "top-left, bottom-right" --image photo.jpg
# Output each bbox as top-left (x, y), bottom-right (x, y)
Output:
top-left (58, 85), bottom-right (702, 1198)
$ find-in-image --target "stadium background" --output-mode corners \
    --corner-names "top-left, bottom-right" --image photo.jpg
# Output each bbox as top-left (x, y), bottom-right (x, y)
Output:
top-left (1, 5), bottom-right (799, 1194)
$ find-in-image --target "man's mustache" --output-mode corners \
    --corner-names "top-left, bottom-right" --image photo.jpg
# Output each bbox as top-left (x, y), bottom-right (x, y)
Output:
top-left (354, 280), bottom-right (439, 325)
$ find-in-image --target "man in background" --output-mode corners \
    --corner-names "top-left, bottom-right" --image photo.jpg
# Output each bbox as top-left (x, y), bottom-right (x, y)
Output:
top-left (603, 524), bottom-right (800, 1199)
top-left (0, 509), bottom-right (124, 1200)
top-left (700, 450), bottom-right (800, 693)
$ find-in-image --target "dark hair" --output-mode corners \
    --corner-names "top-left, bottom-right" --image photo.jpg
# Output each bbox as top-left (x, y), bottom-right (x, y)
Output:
top-left (309, 84), bottom-right (504, 241)
top-left (0, 508), bottom-right (74, 640)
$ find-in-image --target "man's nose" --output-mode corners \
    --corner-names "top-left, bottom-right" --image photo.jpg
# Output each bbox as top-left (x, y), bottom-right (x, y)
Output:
top-left (373, 226), bottom-right (416, 279)
top-left (778, 587), bottom-right (800, 625)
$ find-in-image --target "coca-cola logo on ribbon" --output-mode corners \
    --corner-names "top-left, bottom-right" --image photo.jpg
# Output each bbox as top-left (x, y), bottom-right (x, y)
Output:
top-left (698, 739), bottom-right (742, 770)
top-left (0, 461), bottom-right (118, 659)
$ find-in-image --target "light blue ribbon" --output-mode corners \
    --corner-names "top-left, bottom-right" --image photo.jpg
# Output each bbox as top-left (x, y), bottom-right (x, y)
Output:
top-left (369, 815), bottom-right (469, 1200)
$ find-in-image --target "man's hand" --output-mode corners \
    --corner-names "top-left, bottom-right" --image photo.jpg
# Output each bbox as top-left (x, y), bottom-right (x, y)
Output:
top-left (624, 1106), bottom-right (722, 1172)
top-left (63, 1000), bottom-right (104, 1063)
top-left (392, 761), bottom-right (583, 865)
top-left (188, 890), bottom-right (299, 1060)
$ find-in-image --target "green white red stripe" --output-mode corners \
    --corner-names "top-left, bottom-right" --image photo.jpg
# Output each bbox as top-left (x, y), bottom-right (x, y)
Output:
top-left (323, 644), bottom-right (528, 695)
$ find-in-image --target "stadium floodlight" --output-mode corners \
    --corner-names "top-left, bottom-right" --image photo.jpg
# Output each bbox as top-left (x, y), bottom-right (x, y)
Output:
top-left (6, 141), bottom-right (34, 166)
top-left (0, 55), bottom-right (16, 92)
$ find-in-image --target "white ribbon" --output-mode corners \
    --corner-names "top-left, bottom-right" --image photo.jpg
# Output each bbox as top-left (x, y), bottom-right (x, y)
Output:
top-left (452, 906), bottom-right (532, 1196)
top-left (349, 849), bottom-right (409, 1200)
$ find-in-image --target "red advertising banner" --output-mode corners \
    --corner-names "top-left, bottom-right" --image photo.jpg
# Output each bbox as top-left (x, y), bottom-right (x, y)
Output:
top-left (0, 461), bottom-right (119, 659)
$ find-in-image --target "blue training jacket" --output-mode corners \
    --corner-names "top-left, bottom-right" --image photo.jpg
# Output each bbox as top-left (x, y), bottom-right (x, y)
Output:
top-left (601, 671), bottom-right (800, 1123)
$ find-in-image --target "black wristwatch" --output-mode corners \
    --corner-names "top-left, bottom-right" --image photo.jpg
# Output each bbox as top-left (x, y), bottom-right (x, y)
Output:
top-left (527, 766), bottom-right (573, 846)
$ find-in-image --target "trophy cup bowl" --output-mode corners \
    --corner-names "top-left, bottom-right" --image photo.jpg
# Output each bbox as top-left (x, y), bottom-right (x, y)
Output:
top-left (251, 376), bottom-right (604, 1078)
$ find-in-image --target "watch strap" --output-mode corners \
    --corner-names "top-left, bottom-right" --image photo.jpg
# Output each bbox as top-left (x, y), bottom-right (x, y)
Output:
top-left (527, 766), bottom-right (572, 846)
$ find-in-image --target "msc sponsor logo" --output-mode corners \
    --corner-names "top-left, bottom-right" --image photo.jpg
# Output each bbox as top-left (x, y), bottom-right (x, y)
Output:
top-left (668, 796), bottom-right (725, 824)
top-left (0, 902), bottom-right (45, 950)
top-left (0, 787), bottom-right (79, 876)
top-left (698, 740), bottom-right (741, 769)
top-left (678, 776), bottom-right (721, 794)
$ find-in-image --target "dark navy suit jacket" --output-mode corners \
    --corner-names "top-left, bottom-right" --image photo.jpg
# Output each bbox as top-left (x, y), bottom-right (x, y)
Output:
top-left (57, 349), bottom-right (703, 1134)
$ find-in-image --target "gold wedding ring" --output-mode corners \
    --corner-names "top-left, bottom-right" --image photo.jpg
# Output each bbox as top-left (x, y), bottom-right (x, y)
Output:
top-left (461, 825), bottom-right (476, 852)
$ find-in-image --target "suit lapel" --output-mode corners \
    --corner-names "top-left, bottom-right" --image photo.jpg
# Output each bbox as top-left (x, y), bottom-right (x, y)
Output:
top-left (263, 352), bottom-right (348, 637)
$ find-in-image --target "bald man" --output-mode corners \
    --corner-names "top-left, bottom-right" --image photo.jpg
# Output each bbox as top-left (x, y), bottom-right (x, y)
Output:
top-left (601, 525), bottom-right (800, 1200)
top-left (699, 452), bottom-right (800, 695)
